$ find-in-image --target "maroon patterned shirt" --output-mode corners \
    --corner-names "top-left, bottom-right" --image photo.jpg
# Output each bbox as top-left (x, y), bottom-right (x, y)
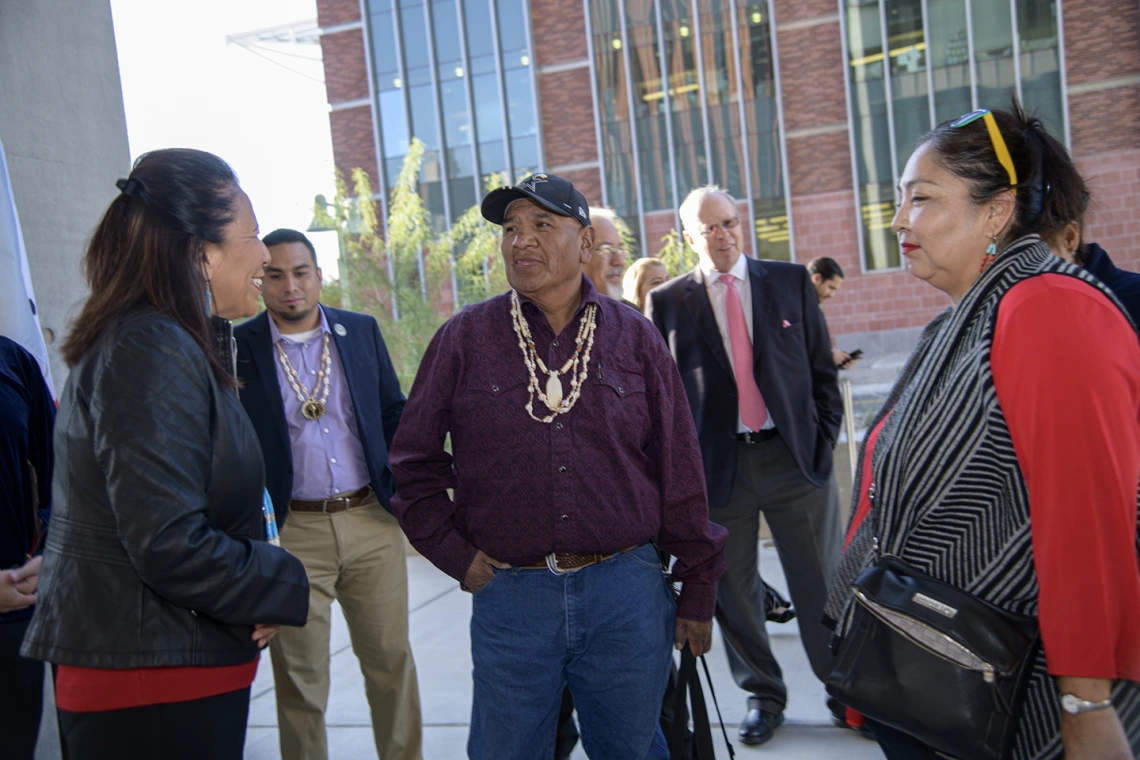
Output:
top-left (390, 277), bottom-right (727, 621)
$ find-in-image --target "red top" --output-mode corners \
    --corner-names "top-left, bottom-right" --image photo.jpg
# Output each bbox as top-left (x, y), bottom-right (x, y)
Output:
top-left (55, 659), bottom-right (258, 713)
top-left (848, 274), bottom-right (1140, 681)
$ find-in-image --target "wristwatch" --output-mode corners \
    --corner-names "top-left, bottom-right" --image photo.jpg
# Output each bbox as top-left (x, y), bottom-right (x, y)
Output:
top-left (1060, 693), bottom-right (1113, 715)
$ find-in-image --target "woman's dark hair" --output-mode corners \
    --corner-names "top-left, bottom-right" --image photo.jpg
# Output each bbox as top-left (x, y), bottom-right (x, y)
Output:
top-left (918, 99), bottom-right (1088, 250)
top-left (62, 148), bottom-right (241, 387)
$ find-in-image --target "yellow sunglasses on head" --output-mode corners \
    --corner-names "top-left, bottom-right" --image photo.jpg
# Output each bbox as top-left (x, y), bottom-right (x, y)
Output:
top-left (950, 109), bottom-right (1018, 193)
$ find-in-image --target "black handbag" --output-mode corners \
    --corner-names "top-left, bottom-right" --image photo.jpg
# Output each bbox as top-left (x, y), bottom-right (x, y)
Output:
top-left (668, 648), bottom-right (735, 760)
top-left (826, 555), bottom-right (1040, 760)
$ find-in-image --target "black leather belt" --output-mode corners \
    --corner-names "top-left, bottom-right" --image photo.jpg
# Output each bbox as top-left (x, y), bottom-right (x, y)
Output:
top-left (736, 429), bottom-right (779, 444)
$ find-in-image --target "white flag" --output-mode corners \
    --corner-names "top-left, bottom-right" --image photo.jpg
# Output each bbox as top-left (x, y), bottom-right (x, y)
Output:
top-left (0, 137), bottom-right (56, 397)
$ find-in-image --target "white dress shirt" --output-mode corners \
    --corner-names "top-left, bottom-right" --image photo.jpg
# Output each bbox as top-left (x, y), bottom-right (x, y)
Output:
top-left (699, 254), bottom-right (775, 433)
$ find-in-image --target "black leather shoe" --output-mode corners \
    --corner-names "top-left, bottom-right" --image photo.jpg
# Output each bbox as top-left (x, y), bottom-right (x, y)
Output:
top-left (738, 708), bottom-right (784, 745)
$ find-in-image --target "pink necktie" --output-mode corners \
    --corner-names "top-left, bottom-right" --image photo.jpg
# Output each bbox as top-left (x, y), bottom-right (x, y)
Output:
top-left (719, 274), bottom-right (768, 431)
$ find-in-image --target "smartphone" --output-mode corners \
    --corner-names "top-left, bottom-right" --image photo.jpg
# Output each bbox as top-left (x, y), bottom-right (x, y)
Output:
top-left (848, 349), bottom-right (863, 361)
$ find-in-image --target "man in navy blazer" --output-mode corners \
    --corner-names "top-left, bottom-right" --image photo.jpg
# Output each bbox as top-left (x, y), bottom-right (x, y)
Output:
top-left (235, 229), bottom-right (422, 760)
top-left (646, 187), bottom-right (843, 746)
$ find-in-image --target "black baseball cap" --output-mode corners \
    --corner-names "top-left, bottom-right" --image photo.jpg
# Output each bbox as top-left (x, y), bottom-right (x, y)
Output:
top-left (481, 173), bottom-right (591, 227)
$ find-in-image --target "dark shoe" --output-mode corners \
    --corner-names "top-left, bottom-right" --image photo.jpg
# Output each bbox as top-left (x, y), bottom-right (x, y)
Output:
top-left (738, 708), bottom-right (784, 745)
top-left (826, 697), bottom-right (875, 740)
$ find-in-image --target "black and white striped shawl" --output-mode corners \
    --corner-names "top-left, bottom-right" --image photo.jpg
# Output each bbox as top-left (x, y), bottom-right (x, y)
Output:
top-left (824, 236), bottom-right (1140, 759)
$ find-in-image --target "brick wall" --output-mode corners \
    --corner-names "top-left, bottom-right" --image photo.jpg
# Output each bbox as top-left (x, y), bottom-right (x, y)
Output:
top-left (330, 106), bottom-right (379, 184)
top-left (773, 0), bottom-right (837, 24)
top-left (530, 0), bottom-right (588, 67)
top-left (538, 68), bottom-right (598, 168)
top-left (321, 30), bottom-right (369, 104)
top-left (778, 21), bottom-right (847, 133)
top-left (318, 0), bottom-right (361, 28)
top-left (1061, 0), bottom-right (1139, 86)
top-left (1078, 149), bottom-right (1140, 273)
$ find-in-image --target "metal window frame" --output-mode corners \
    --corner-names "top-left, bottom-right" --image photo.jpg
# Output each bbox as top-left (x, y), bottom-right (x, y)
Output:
top-left (652, 0), bottom-right (682, 226)
top-left (690, 0), bottom-right (715, 186)
top-left (838, 0), bottom-right (870, 274)
top-left (617, 0), bottom-right (650, 254)
top-left (1056, 0), bottom-right (1072, 149)
top-left (965, 0), bottom-right (979, 109)
top-left (521, 0), bottom-right (546, 171)
top-left (729, 0), bottom-right (757, 257)
top-left (583, 0), bottom-right (610, 207)
top-left (1009, 0), bottom-right (1023, 105)
top-left (766, 0), bottom-right (796, 261)
top-left (456, 0), bottom-right (484, 199)
top-left (361, 0), bottom-right (403, 318)
top-left (489, 0), bottom-right (516, 179)
top-left (919, 0), bottom-right (936, 128)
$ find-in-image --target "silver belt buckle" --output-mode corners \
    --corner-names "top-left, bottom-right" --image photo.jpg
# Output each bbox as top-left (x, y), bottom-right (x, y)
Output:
top-left (321, 496), bottom-right (349, 513)
top-left (545, 552), bottom-right (573, 575)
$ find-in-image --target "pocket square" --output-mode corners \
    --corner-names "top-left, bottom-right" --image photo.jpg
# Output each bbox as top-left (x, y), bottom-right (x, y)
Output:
top-left (781, 319), bottom-right (792, 328)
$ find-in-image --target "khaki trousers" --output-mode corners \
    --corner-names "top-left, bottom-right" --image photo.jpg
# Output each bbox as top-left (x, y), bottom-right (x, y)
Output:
top-left (271, 493), bottom-right (423, 760)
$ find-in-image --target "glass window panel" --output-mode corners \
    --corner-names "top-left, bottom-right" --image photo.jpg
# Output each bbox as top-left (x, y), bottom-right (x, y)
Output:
top-left (512, 136), bottom-right (539, 176)
top-left (846, 0), bottom-right (899, 269)
top-left (432, 0), bottom-right (462, 64)
top-left (627, 0), bottom-right (670, 212)
top-left (736, 2), bottom-right (780, 202)
top-left (590, 0), bottom-right (637, 221)
top-left (463, 0), bottom-right (495, 59)
top-left (927, 0), bottom-right (971, 124)
top-left (886, 0), bottom-right (930, 168)
top-left (449, 176), bottom-right (479, 221)
top-left (660, 0), bottom-right (705, 195)
top-left (479, 141), bottom-right (507, 175)
top-left (400, 5), bottom-right (431, 72)
top-left (496, 0), bottom-right (528, 54)
top-left (472, 73), bottom-right (505, 142)
top-left (409, 84), bottom-right (440, 149)
top-left (701, 0), bottom-right (743, 198)
top-left (440, 71), bottom-right (471, 152)
top-left (503, 65), bottom-right (537, 139)
top-left (368, 0), bottom-right (392, 12)
top-left (420, 180), bottom-right (447, 234)
top-left (370, 11), bottom-right (400, 78)
top-left (447, 146), bottom-right (475, 177)
top-left (1018, 0), bottom-right (1063, 137)
top-left (970, 0), bottom-right (1016, 108)
top-left (754, 196), bottom-right (790, 261)
top-left (379, 89), bottom-right (410, 187)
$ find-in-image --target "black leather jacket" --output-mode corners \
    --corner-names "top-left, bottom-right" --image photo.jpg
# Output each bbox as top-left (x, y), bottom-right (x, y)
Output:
top-left (22, 310), bottom-right (309, 668)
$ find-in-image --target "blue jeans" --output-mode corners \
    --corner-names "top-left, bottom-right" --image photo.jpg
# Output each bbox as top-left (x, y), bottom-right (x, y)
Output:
top-left (468, 543), bottom-right (676, 760)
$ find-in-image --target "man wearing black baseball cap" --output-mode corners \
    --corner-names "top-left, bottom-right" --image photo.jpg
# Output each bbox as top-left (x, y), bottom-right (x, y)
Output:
top-left (389, 173), bottom-right (727, 759)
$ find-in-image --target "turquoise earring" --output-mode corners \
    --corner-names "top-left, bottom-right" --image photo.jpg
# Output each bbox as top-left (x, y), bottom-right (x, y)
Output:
top-left (980, 236), bottom-right (997, 273)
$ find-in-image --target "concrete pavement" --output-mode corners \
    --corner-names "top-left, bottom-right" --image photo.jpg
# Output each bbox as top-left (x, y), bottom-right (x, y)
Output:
top-left (243, 542), bottom-right (885, 760)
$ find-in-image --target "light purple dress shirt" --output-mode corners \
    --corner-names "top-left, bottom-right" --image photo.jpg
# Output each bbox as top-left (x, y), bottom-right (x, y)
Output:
top-left (268, 307), bottom-right (371, 500)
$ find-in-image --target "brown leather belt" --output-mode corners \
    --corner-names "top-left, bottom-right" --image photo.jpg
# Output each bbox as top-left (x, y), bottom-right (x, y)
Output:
top-left (289, 485), bottom-right (372, 514)
top-left (518, 544), bottom-right (642, 574)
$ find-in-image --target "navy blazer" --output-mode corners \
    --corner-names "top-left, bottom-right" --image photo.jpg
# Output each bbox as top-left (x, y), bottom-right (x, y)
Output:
top-left (1083, 243), bottom-right (1140, 328)
top-left (646, 258), bottom-right (842, 509)
top-left (234, 306), bottom-right (406, 525)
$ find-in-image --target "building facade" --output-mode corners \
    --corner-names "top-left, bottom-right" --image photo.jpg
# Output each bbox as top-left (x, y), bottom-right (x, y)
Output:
top-left (317, 0), bottom-right (1139, 346)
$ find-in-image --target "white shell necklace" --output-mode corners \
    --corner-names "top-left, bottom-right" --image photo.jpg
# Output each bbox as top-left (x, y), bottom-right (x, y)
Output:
top-left (276, 332), bottom-right (332, 420)
top-left (509, 289), bottom-right (598, 423)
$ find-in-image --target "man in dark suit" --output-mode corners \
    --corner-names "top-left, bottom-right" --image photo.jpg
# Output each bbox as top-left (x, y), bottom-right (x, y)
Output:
top-left (646, 186), bottom-right (843, 746)
top-left (234, 229), bottom-right (422, 760)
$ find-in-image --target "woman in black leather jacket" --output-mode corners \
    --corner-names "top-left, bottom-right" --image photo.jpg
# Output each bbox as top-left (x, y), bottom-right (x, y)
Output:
top-left (21, 148), bottom-right (310, 760)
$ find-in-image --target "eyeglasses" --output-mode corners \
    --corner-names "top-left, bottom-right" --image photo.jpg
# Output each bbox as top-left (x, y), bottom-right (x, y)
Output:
top-left (696, 217), bottom-right (740, 238)
top-left (949, 108), bottom-right (1018, 193)
top-left (591, 244), bottom-right (627, 262)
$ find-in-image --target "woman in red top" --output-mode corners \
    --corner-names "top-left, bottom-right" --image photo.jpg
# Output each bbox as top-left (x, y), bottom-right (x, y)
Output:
top-left (20, 149), bottom-right (310, 759)
top-left (826, 103), bottom-right (1140, 760)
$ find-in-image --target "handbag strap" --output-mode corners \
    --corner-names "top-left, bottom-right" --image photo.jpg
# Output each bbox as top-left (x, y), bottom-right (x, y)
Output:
top-left (669, 648), bottom-right (735, 759)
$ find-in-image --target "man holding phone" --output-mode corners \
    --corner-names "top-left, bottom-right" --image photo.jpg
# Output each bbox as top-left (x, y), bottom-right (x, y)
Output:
top-left (806, 258), bottom-right (859, 370)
